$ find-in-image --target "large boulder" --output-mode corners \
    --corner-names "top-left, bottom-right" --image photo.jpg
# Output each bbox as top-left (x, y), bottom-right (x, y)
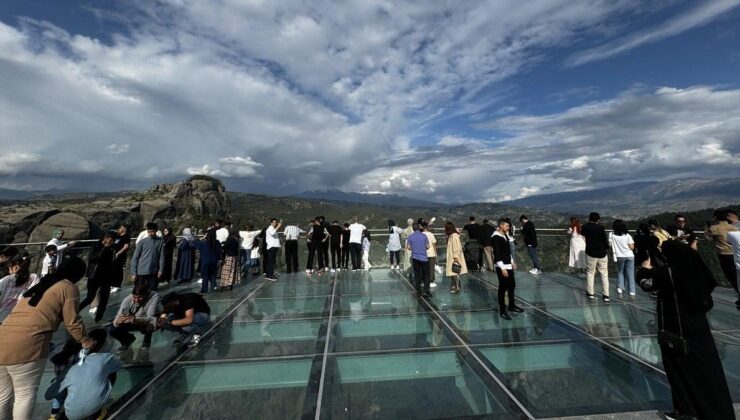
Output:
top-left (139, 200), bottom-right (177, 224)
top-left (29, 212), bottom-right (90, 242)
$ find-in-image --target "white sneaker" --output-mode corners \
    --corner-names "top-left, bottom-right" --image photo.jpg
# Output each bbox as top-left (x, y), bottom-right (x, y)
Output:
top-left (109, 287), bottom-right (120, 293)
top-left (617, 287), bottom-right (623, 294)
top-left (529, 269), bottom-right (538, 274)
top-left (306, 269), bottom-right (312, 275)
top-left (536, 269), bottom-right (543, 274)
top-left (197, 278), bottom-right (203, 284)
top-left (189, 334), bottom-right (202, 347)
top-left (435, 265), bottom-right (442, 274)
top-left (89, 307), bottom-right (97, 315)
top-left (330, 269), bottom-right (336, 273)
top-left (430, 282), bottom-right (437, 288)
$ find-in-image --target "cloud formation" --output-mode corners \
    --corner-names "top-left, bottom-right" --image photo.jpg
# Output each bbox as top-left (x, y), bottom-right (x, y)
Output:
top-left (0, 2), bottom-right (738, 202)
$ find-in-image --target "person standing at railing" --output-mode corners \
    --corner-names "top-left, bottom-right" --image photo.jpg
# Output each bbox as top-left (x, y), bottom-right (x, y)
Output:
top-left (110, 224), bottom-right (130, 294)
top-left (80, 233), bottom-right (116, 321)
top-left (327, 221), bottom-right (343, 273)
top-left (609, 220), bottom-right (635, 299)
top-left (362, 230), bottom-right (372, 271)
top-left (445, 222), bottom-right (467, 294)
top-left (283, 223), bottom-right (305, 274)
top-left (520, 215), bottom-right (542, 275)
top-left (704, 209), bottom-right (739, 307)
top-left (0, 246), bottom-right (19, 279)
top-left (727, 210), bottom-right (740, 229)
top-left (387, 220), bottom-right (404, 270)
top-left (666, 214), bottom-right (697, 250)
top-left (47, 229), bottom-right (77, 272)
top-left (567, 217), bottom-right (586, 277)
top-left (161, 226), bottom-right (177, 284)
top-left (130, 223), bottom-right (165, 292)
top-left (191, 228), bottom-right (222, 293)
top-left (319, 216), bottom-right (331, 272)
top-left (401, 218), bottom-right (414, 275)
top-left (463, 216), bottom-right (484, 270)
top-left (41, 245), bottom-right (59, 277)
top-left (218, 228), bottom-right (241, 290)
top-left (238, 225), bottom-right (261, 274)
top-left (348, 218), bottom-right (366, 271)
top-left (264, 218), bottom-right (281, 281)
top-left (407, 224), bottom-right (430, 297)
top-left (341, 223), bottom-right (351, 270)
top-left (175, 228), bottom-right (196, 285)
top-left (493, 219), bottom-right (523, 320)
top-left (581, 212), bottom-right (610, 303)
top-left (421, 222), bottom-right (438, 288)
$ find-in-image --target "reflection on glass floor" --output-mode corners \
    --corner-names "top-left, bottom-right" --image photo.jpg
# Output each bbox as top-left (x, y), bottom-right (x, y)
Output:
top-left (88, 268), bottom-right (737, 419)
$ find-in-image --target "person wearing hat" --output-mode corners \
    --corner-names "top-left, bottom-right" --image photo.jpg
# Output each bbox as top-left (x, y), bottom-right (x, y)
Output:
top-left (130, 222), bottom-right (165, 292)
top-left (0, 257), bottom-right (94, 420)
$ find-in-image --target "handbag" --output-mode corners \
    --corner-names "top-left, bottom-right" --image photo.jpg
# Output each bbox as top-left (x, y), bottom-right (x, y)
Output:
top-left (451, 261), bottom-right (462, 274)
top-left (658, 268), bottom-right (689, 356)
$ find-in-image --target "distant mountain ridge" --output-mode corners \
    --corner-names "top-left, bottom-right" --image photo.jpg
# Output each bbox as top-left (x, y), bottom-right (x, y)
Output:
top-left (293, 189), bottom-right (445, 208)
top-left (504, 178), bottom-right (740, 218)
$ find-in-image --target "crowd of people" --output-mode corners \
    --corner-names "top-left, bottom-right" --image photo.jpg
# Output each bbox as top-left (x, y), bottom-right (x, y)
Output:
top-left (0, 207), bottom-right (738, 419)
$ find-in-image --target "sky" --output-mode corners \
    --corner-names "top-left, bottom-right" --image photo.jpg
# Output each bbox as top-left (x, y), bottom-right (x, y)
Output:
top-left (1, 0), bottom-right (739, 203)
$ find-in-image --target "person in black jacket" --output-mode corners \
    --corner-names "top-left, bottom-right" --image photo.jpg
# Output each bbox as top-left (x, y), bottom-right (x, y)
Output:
top-left (665, 214), bottom-right (697, 250)
top-left (637, 240), bottom-right (733, 420)
top-left (581, 212), bottom-right (610, 302)
top-left (463, 216), bottom-right (484, 269)
top-left (492, 219), bottom-right (524, 320)
top-left (520, 215), bottom-right (542, 275)
top-left (80, 233), bottom-right (116, 322)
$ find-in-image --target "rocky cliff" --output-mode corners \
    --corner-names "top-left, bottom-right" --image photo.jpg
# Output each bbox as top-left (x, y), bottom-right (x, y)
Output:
top-left (0, 176), bottom-right (230, 244)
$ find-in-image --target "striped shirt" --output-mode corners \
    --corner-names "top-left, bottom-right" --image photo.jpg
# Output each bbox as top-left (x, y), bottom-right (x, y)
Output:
top-left (283, 225), bottom-right (304, 240)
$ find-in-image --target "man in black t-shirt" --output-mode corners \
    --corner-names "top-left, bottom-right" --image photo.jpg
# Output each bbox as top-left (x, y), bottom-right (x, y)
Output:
top-left (666, 214), bottom-right (697, 249)
top-left (327, 221), bottom-right (344, 272)
top-left (158, 292), bottom-right (211, 346)
top-left (463, 216), bottom-right (484, 268)
top-left (341, 223), bottom-right (351, 270)
top-left (580, 212), bottom-right (609, 302)
top-left (111, 224), bottom-right (131, 292)
top-left (520, 215), bottom-right (542, 275)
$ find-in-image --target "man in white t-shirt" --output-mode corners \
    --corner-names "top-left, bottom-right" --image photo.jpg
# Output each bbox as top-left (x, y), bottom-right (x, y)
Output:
top-left (421, 222), bottom-right (438, 287)
top-left (264, 218), bottom-right (282, 281)
top-left (348, 217), bottom-right (366, 271)
top-left (238, 225), bottom-right (261, 269)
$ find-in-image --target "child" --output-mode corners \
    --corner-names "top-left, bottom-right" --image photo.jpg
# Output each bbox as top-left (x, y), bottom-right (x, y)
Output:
top-left (362, 231), bottom-right (372, 271)
top-left (47, 329), bottom-right (122, 420)
top-left (249, 237), bottom-right (261, 275)
top-left (42, 244), bottom-right (58, 276)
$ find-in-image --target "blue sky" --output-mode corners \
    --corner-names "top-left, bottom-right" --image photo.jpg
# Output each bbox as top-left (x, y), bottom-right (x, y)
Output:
top-left (1, 0), bottom-right (739, 202)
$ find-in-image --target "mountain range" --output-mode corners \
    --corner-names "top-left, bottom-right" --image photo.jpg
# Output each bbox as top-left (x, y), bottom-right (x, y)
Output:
top-left (293, 189), bottom-right (444, 208)
top-left (503, 178), bottom-right (740, 218)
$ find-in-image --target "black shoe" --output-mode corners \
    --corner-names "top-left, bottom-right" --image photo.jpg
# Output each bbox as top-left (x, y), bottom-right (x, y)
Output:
top-left (422, 290), bottom-right (432, 298)
top-left (508, 305), bottom-right (524, 313)
top-left (141, 335), bottom-right (152, 349)
top-left (499, 311), bottom-right (512, 320)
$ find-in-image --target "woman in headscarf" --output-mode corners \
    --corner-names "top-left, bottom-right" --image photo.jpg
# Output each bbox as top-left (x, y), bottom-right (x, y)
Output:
top-left (218, 228), bottom-right (241, 290)
top-left (175, 228), bottom-right (195, 285)
top-left (161, 226), bottom-right (177, 283)
top-left (0, 253), bottom-right (40, 323)
top-left (637, 240), bottom-right (733, 420)
top-left (387, 220), bottom-right (403, 270)
top-left (445, 222), bottom-right (467, 294)
top-left (0, 257), bottom-right (94, 420)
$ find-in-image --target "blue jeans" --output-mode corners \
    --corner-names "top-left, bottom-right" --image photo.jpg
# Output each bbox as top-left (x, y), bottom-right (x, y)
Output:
top-left (200, 261), bottom-right (218, 294)
top-left (617, 257), bottom-right (635, 294)
top-left (526, 245), bottom-right (541, 270)
top-left (165, 312), bottom-right (211, 335)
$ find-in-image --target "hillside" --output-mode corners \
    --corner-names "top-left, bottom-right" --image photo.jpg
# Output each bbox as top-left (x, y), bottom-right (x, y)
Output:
top-left (293, 189), bottom-right (445, 208)
top-left (504, 178), bottom-right (740, 218)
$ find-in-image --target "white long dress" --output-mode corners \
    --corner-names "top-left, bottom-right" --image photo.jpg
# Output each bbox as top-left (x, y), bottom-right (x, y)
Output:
top-left (568, 227), bottom-right (586, 269)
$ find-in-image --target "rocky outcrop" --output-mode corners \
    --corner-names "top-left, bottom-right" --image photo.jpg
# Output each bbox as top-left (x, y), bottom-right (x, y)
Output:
top-left (142, 176), bottom-right (230, 226)
top-left (28, 212), bottom-right (90, 242)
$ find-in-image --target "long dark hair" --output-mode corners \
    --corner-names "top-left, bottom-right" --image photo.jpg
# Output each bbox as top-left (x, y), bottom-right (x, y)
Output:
top-left (10, 253), bottom-right (32, 287)
top-left (24, 256), bottom-right (87, 307)
top-left (388, 220), bottom-right (396, 233)
top-left (612, 220), bottom-right (628, 236)
top-left (444, 221), bottom-right (457, 236)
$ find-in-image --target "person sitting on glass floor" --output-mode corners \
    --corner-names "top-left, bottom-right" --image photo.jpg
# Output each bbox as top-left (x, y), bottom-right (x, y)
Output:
top-left (157, 292), bottom-right (211, 347)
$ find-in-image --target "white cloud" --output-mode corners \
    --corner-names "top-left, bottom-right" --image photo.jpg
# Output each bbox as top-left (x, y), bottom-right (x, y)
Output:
top-left (106, 143), bottom-right (130, 154)
top-left (567, 0), bottom-right (740, 66)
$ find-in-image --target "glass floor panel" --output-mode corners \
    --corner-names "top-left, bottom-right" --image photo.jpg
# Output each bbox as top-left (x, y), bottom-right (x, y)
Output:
top-left (480, 340), bottom-right (672, 417)
top-left (325, 351), bottom-right (523, 419)
top-left (96, 269), bottom-right (739, 419)
top-left (335, 313), bottom-right (452, 351)
top-left (118, 359), bottom-right (315, 419)
top-left (443, 309), bottom-right (582, 344)
top-left (546, 304), bottom-right (658, 337)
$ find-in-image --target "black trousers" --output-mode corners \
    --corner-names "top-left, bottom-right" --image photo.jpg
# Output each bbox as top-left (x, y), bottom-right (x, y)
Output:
top-left (413, 258), bottom-right (429, 291)
top-left (495, 268), bottom-right (516, 311)
top-left (266, 248), bottom-right (278, 277)
top-left (350, 243), bottom-right (362, 270)
top-left (109, 323), bottom-right (152, 346)
top-left (717, 254), bottom-right (738, 294)
top-left (389, 250), bottom-right (401, 265)
top-left (307, 243), bottom-right (325, 270)
top-left (135, 274), bottom-right (158, 292)
top-left (321, 242), bottom-right (330, 269)
top-left (80, 276), bottom-right (110, 322)
top-left (330, 243), bottom-right (341, 269)
top-left (341, 244), bottom-right (350, 268)
top-left (111, 257), bottom-right (126, 288)
top-left (285, 240), bottom-right (299, 273)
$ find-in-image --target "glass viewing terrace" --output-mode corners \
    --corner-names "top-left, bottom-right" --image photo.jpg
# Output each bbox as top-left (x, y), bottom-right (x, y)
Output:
top-left (5, 229), bottom-right (737, 419)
